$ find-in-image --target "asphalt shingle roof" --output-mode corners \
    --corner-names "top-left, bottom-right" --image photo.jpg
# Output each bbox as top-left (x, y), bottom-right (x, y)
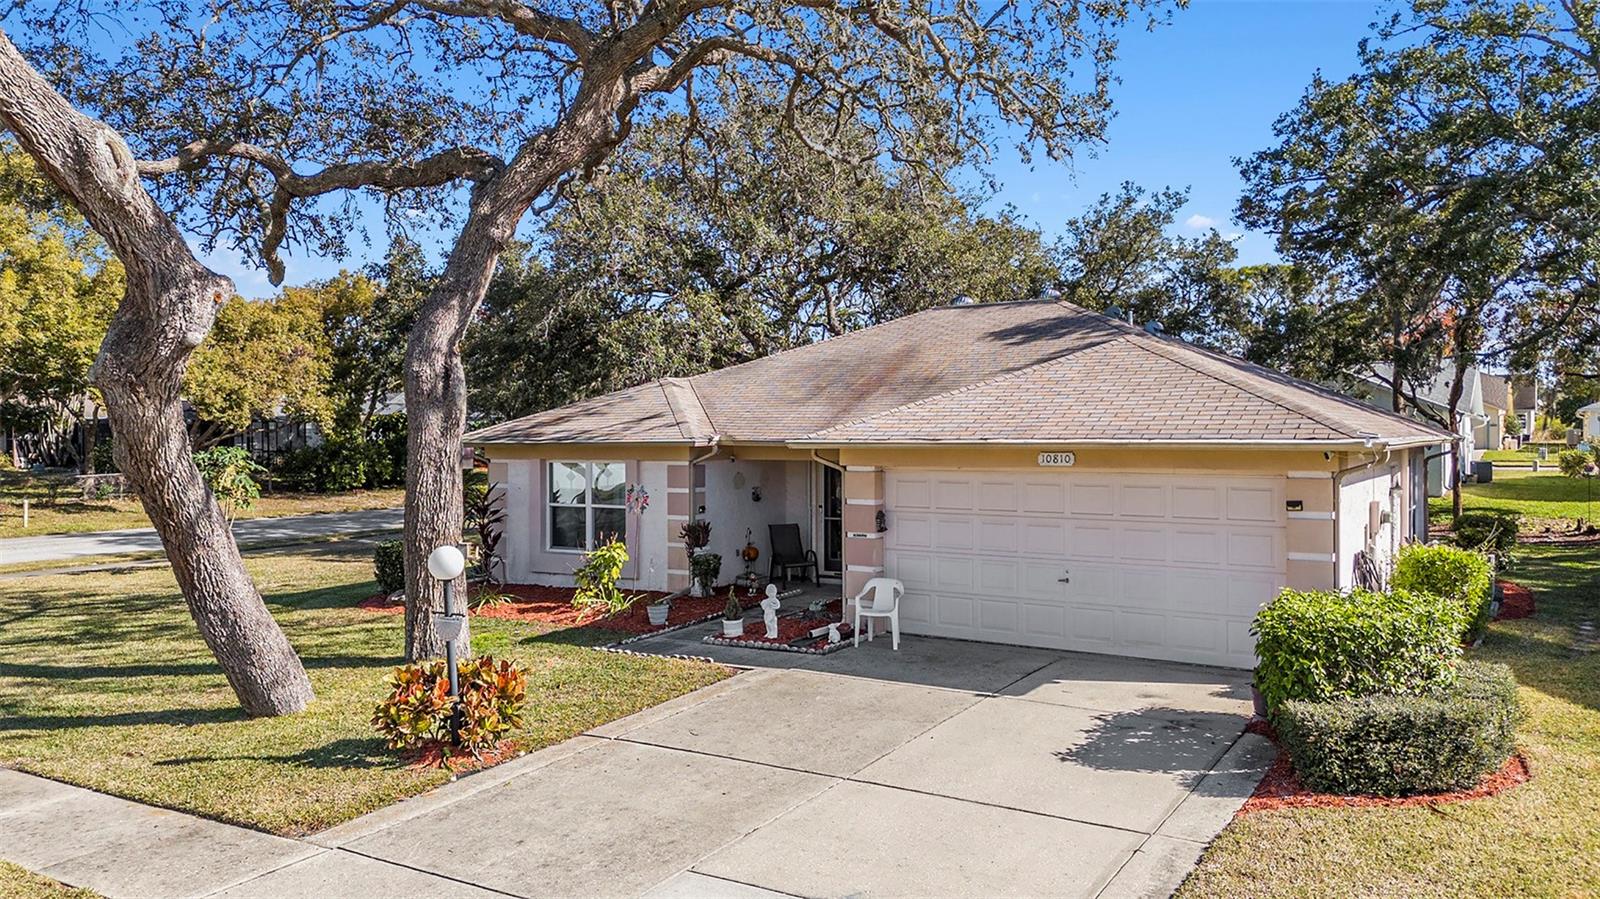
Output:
top-left (465, 300), bottom-right (1450, 447)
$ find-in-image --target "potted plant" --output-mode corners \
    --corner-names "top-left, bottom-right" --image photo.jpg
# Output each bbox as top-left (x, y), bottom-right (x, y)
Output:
top-left (721, 590), bottom-right (744, 637)
top-left (691, 551), bottom-right (722, 602)
top-left (646, 595), bottom-right (671, 626)
top-left (679, 520), bottom-right (712, 596)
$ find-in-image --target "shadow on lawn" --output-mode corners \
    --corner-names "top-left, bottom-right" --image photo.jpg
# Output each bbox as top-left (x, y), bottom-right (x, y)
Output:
top-left (1053, 707), bottom-right (1244, 787)
top-left (0, 705), bottom-right (246, 731)
top-left (153, 737), bottom-right (393, 771)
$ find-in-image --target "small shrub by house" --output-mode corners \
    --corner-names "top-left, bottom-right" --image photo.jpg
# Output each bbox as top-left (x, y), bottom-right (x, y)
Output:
top-left (373, 539), bottom-right (406, 595)
top-left (1391, 543), bottom-right (1494, 643)
top-left (1450, 509), bottom-right (1520, 561)
top-left (1252, 587), bottom-right (1467, 712)
top-left (1275, 661), bottom-right (1523, 795)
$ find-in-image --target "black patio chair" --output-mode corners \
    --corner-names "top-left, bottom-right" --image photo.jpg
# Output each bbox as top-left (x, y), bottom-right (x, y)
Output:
top-left (768, 523), bottom-right (818, 587)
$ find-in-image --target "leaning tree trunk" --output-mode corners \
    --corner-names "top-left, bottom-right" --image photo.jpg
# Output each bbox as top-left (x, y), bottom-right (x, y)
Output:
top-left (0, 30), bottom-right (314, 716)
top-left (1445, 355), bottom-right (1471, 520)
top-left (399, 69), bottom-right (634, 661)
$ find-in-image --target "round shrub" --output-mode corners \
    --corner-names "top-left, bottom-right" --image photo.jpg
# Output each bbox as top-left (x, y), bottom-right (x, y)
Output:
top-left (1252, 587), bottom-right (1466, 712)
top-left (1391, 543), bottom-right (1494, 643)
top-left (1275, 661), bottom-right (1522, 796)
top-left (373, 539), bottom-right (406, 595)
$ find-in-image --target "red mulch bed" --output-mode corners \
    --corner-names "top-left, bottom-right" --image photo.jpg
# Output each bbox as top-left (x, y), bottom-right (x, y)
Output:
top-left (1496, 580), bottom-right (1536, 620)
top-left (357, 583), bottom-right (758, 635)
top-left (1239, 718), bottom-right (1530, 814)
top-left (720, 600), bottom-right (852, 650)
top-left (404, 738), bottom-right (520, 772)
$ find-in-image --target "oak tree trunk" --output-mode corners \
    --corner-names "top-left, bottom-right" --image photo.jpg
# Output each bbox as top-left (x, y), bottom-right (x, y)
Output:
top-left (0, 30), bottom-right (314, 716)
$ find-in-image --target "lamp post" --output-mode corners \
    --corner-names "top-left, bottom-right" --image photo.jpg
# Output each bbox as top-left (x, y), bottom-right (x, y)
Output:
top-left (427, 544), bottom-right (467, 737)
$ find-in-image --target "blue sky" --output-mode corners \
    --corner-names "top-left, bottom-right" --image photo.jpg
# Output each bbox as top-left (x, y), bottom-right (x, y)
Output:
top-left (208, 0), bottom-right (1387, 297)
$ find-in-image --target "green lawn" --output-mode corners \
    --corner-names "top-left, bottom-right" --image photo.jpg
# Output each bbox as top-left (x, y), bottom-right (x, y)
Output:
top-left (0, 472), bottom-right (404, 538)
top-left (1430, 468), bottom-right (1600, 523)
top-left (0, 862), bottom-right (97, 899)
top-left (1179, 541), bottom-right (1600, 897)
top-left (0, 544), bottom-right (730, 835)
top-left (1481, 448), bottom-right (1535, 463)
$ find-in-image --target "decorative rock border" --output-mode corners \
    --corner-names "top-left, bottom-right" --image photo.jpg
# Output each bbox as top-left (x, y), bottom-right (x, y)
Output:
top-left (700, 632), bottom-right (853, 655)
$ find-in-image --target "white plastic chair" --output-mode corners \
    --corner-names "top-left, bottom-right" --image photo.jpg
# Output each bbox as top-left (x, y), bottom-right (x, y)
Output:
top-left (852, 577), bottom-right (904, 650)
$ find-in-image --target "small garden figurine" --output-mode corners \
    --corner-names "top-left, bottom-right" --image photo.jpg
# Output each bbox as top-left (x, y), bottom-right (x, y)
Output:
top-left (761, 584), bottom-right (782, 639)
top-left (722, 590), bottom-right (744, 637)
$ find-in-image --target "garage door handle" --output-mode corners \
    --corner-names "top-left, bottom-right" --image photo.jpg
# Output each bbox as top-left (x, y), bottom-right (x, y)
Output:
top-left (1058, 571), bottom-right (1071, 584)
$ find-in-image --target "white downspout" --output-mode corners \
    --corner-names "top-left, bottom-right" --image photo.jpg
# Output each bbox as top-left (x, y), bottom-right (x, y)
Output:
top-left (1331, 443), bottom-right (1388, 590)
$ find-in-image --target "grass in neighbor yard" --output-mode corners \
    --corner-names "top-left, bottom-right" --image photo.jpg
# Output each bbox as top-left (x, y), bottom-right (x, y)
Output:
top-left (0, 473), bottom-right (404, 538)
top-left (1179, 541), bottom-right (1600, 898)
top-left (0, 544), bottom-right (731, 835)
top-left (0, 861), bottom-right (97, 899)
top-left (1429, 468), bottom-right (1600, 523)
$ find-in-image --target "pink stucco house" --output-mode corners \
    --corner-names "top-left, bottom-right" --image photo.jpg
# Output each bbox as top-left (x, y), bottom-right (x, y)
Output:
top-left (465, 300), bottom-right (1448, 668)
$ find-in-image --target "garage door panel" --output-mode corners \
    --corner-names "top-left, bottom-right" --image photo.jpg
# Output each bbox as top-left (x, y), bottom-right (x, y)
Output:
top-left (1171, 529), bottom-right (1223, 565)
top-left (1068, 483), bottom-right (1115, 516)
top-left (1068, 606), bottom-right (1116, 644)
top-left (1171, 485), bottom-right (1223, 520)
top-left (895, 516), bottom-right (932, 548)
top-left (1120, 569), bottom-right (1171, 610)
top-left (1227, 531), bottom-right (1281, 569)
top-left (1021, 482), bottom-right (1066, 514)
top-left (1119, 484), bottom-right (1167, 518)
top-left (1116, 525), bottom-right (1168, 562)
top-left (933, 479), bottom-right (974, 511)
top-left (1067, 522), bottom-right (1116, 558)
top-left (1227, 485), bottom-right (1279, 522)
top-left (976, 519), bottom-right (1018, 553)
top-left (934, 557), bottom-right (973, 590)
top-left (976, 560), bottom-right (1017, 593)
top-left (979, 599), bottom-right (1019, 634)
top-left (933, 517), bottom-right (974, 550)
top-left (1021, 520), bottom-right (1067, 556)
top-left (890, 552), bottom-right (934, 589)
top-left (977, 480), bottom-right (1019, 512)
top-left (1116, 610), bottom-right (1167, 648)
top-left (894, 478), bottom-right (932, 509)
top-left (1168, 615), bottom-right (1224, 653)
top-left (936, 594), bottom-right (973, 627)
top-left (1023, 602), bottom-right (1067, 638)
top-left (885, 469), bottom-right (1285, 669)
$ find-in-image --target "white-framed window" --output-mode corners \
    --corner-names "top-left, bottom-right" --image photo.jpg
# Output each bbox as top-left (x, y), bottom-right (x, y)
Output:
top-left (548, 461), bottom-right (627, 552)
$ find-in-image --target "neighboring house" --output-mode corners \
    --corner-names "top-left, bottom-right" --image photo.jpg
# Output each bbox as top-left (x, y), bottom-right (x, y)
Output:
top-left (1510, 376), bottom-right (1537, 439)
top-left (1357, 362), bottom-right (1482, 494)
top-left (1478, 372), bottom-right (1509, 451)
top-left (1580, 401), bottom-right (1600, 440)
top-left (466, 300), bottom-right (1448, 670)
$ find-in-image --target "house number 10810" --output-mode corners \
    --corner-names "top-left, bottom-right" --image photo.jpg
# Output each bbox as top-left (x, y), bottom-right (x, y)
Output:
top-left (1037, 452), bottom-right (1076, 467)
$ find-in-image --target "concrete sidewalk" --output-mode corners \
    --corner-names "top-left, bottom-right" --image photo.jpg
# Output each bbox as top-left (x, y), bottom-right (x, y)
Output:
top-left (0, 767), bottom-right (509, 898)
top-left (0, 507), bottom-right (402, 567)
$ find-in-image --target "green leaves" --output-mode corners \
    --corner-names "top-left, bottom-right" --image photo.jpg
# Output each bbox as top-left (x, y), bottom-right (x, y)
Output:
top-left (1392, 543), bottom-right (1495, 642)
top-left (191, 446), bottom-right (266, 524)
top-left (1252, 587), bottom-right (1468, 713)
top-left (572, 539), bottom-right (633, 616)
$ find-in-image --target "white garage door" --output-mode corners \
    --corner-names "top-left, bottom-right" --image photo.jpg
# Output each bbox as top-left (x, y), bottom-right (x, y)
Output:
top-left (883, 470), bottom-right (1287, 668)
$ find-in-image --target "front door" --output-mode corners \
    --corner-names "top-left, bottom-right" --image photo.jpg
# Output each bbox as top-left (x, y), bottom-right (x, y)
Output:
top-left (819, 464), bottom-right (843, 576)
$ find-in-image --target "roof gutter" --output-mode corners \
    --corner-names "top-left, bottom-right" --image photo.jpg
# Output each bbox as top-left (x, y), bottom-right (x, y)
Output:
top-left (689, 435), bottom-right (722, 466)
top-left (785, 437), bottom-right (1451, 451)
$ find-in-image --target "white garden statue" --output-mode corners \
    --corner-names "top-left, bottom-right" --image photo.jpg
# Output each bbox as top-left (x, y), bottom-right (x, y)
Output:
top-left (761, 584), bottom-right (782, 639)
top-left (827, 623), bottom-right (841, 645)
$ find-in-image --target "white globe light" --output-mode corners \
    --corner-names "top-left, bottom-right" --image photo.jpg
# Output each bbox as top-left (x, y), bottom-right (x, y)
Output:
top-left (427, 545), bottom-right (466, 581)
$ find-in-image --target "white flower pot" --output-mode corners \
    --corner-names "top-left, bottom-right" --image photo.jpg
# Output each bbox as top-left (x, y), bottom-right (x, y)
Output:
top-left (646, 602), bottom-right (670, 626)
top-left (721, 618), bottom-right (744, 638)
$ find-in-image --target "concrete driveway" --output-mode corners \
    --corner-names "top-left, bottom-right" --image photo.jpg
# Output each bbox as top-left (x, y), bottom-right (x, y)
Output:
top-left (229, 637), bottom-right (1272, 899)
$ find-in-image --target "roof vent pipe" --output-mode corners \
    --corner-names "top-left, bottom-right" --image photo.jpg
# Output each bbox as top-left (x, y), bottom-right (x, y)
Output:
top-left (1144, 320), bottom-right (1165, 336)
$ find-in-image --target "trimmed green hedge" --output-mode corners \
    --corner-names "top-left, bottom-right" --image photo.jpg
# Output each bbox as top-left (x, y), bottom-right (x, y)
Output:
top-left (373, 539), bottom-right (406, 595)
top-left (1392, 543), bottom-right (1494, 643)
top-left (1252, 588), bottom-right (1466, 712)
top-left (1276, 661), bottom-right (1522, 796)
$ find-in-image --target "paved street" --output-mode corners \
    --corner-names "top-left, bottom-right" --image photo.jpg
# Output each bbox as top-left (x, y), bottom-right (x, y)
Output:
top-left (0, 637), bottom-right (1272, 898)
top-left (0, 507), bottom-right (403, 567)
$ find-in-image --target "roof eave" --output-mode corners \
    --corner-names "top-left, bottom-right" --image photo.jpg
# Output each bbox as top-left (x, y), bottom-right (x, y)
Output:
top-left (785, 436), bottom-right (1453, 451)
